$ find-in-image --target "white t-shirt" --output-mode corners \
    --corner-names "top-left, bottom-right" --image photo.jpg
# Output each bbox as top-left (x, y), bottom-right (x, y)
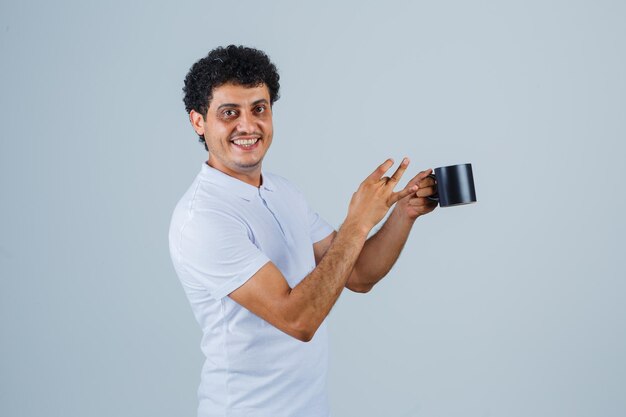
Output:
top-left (169, 163), bottom-right (335, 417)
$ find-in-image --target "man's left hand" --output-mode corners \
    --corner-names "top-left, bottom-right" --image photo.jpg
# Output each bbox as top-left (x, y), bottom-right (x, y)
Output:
top-left (394, 169), bottom-right (438, 220)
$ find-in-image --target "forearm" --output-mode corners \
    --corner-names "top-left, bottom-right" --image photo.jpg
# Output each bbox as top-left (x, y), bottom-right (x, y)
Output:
top-left (230, 159), bottom-right (419, 341)
top-left (286, 220), bottom-right (368, 339)
top-left (348, 206), bottom-right (416, 291)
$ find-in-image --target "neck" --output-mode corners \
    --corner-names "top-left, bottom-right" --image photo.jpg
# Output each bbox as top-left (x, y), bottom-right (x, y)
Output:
top-left (206, 160), bottom-right (263, 187)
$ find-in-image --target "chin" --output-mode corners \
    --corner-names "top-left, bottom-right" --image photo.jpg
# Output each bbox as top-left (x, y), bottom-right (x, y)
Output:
top-left (235, 160), bottom-right (263, 170)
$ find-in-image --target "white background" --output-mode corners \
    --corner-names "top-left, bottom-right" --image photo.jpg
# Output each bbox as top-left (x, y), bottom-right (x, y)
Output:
top-left (1, 1), bottom-right (625, 416)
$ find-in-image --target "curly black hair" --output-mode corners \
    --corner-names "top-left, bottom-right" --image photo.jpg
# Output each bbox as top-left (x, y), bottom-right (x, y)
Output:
top-left (183, 45), bottom-right (280, 150)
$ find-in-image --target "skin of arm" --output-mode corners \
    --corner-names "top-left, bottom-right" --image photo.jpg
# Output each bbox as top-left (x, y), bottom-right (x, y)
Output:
top-left (313, 169), bottom-right (439, 293)
top-left (229, 158), bottom-right (416, 342)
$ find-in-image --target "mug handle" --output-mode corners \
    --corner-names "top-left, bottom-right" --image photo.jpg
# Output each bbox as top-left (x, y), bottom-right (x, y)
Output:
top-left (426, 173), bottom-right (439, 201)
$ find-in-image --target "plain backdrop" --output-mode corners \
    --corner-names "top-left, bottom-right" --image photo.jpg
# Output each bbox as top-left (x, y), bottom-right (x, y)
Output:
top-left (1, 1), bottom-right (625, 416)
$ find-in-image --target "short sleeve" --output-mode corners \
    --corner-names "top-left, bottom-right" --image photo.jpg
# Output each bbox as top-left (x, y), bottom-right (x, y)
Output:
top-left (307, 203), bottom-right (335, 244)
top-left (178, 209), bottom-right (270, 300)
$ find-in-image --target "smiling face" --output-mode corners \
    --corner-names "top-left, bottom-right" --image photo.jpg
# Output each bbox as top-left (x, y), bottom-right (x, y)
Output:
top-left (190, 82), bottom-right (273, 186)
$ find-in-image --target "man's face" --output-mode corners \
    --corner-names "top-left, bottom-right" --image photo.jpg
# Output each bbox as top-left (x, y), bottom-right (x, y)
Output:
top-left (191, 82), bottom-right (273, 184)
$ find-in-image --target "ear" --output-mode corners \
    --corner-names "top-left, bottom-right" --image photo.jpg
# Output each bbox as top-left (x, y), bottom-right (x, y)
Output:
top-left (189, 110), bottom-right (206, 136)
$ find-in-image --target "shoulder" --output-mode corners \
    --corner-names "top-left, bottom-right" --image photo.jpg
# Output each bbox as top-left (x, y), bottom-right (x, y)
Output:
top-left (170, 177), bottom-right (248, 235)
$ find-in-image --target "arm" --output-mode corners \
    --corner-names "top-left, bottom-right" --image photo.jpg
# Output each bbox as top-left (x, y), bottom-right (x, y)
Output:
top-left (229, 159), bottom-right (414, 342)
top-left (313, 168), bottom-right (438, 293)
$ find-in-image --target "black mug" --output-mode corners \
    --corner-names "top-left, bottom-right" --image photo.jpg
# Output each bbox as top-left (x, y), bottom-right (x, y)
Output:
top-left (428, 163), bottom-right (477, 207)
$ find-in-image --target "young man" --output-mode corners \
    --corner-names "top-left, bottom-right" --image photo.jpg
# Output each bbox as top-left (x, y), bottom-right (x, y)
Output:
top-left (169, 45), bottom-right (437, 417)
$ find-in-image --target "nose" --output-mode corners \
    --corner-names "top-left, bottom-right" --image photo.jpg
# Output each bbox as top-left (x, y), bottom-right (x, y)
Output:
top-left (236, 110), bottom-right (256, 134)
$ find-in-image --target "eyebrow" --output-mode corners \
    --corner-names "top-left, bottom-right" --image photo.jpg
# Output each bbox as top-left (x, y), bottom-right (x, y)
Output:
top-left (216, 99), bottom-right (269, 110)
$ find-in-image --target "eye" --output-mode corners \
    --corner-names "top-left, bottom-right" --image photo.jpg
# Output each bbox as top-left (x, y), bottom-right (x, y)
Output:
top-left (254, 105), bottom-right (266, 114)
top-left (223, 109), bottom-right (238, 117)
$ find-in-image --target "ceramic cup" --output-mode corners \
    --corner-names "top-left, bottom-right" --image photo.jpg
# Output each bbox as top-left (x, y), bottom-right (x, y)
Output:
top-left (427, 163), bottom-right (477, 207)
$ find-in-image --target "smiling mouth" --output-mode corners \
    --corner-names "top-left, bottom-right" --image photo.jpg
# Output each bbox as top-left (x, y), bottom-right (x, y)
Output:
top-left (231, 136), bottom-right (261, 149)
top-left (232, 138), bottom-right (259, 146)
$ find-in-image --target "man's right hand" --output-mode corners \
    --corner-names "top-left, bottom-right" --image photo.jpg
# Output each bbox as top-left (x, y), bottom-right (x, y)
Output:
top-left (229, 158), bottom-right (417, 342)
top-left (345, 158), bottom-right (418, 233)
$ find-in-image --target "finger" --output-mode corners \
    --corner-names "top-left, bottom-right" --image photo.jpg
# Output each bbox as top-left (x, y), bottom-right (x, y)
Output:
top-left (387, 157), bottom-right (410, 185)
top-left (416, 186), bottom-right (437, 198)
top-left (418, 176), bottom-right (436, 188)
top-left (407, 168), bottom-right (434, 187)
top-left (408, 197), bottom-right (426, 206)
top-left (390, 184), bottom-right (418, 205)
top-left (392, 176), bottom-right (421, 200)
top-left (422, 200), bottom-right (439, 212)
top-left (365, 158), bottom-right (394, 183)
top-left (408, 196), bottom-right (438, 206)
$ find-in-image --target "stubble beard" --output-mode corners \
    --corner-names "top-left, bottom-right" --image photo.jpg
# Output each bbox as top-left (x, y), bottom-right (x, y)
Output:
top-left (234, 159), bottom-right (262, 170)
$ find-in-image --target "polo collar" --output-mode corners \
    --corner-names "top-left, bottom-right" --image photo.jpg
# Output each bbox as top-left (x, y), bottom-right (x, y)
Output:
top-left (200, 162), bottom-right (275, 201)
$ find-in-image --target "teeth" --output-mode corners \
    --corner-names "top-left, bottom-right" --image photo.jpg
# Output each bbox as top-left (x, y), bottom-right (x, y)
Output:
top-left (233, 138), bottom-right (259, 146)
